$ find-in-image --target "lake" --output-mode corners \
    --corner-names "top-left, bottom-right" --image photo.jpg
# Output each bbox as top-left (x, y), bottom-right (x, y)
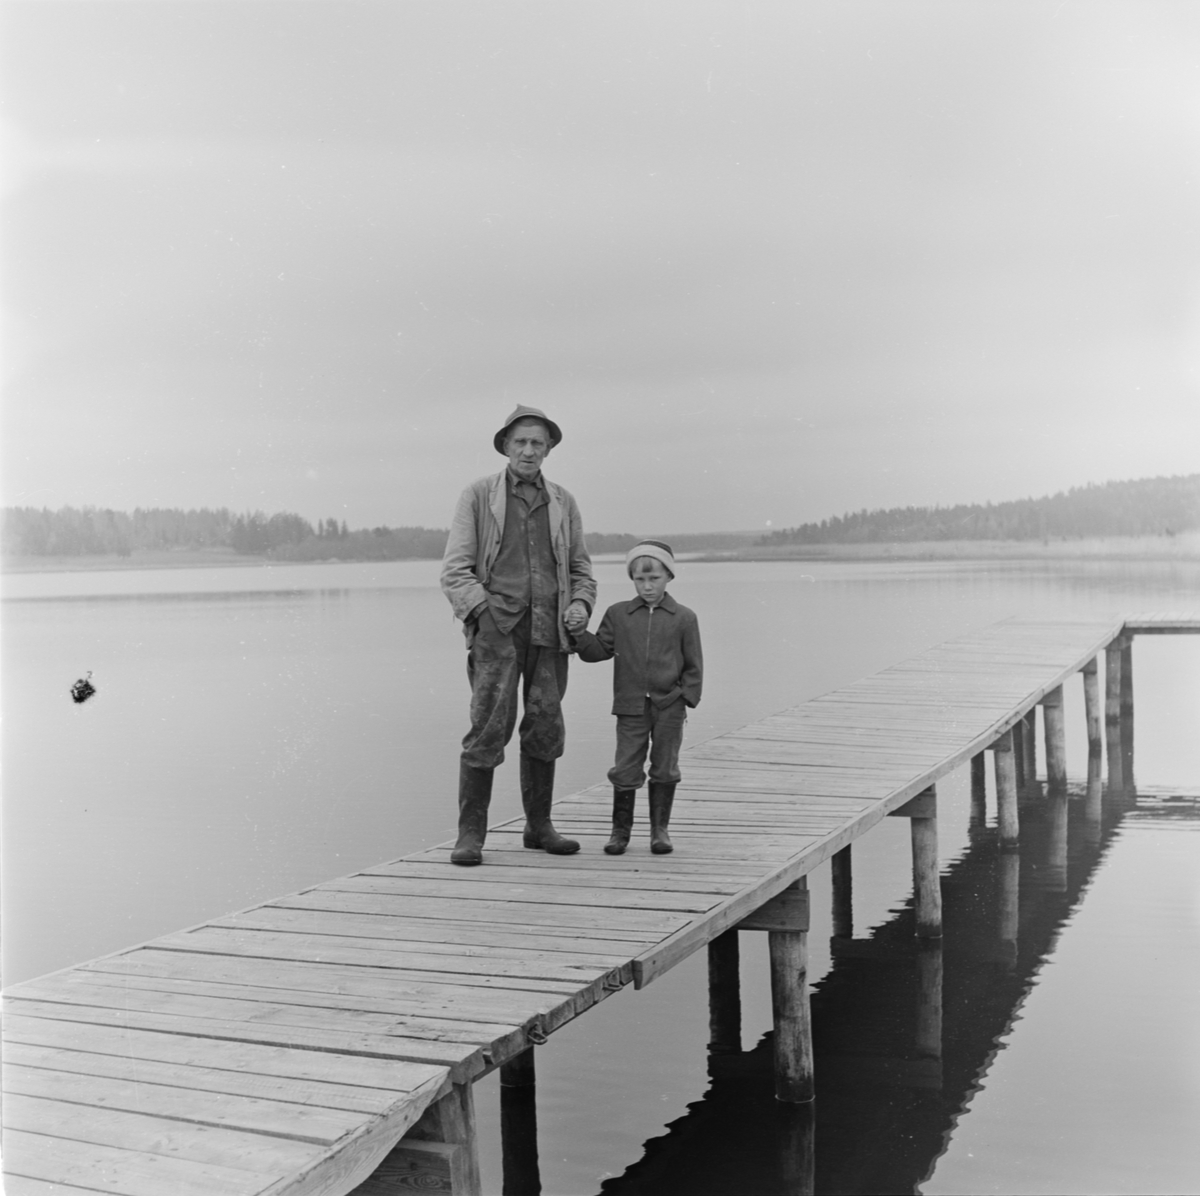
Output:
top-left (3, 556), bottom-right (1198, 1194)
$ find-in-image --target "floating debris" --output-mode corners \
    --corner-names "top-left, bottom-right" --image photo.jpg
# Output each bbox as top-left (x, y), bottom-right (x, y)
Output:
top-left (70, 672), bottom-right (97, 704)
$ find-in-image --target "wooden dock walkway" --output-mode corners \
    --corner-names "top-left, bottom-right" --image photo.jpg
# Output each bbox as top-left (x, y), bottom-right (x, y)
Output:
top-left (4, 614), bottom-right (1196, 1194)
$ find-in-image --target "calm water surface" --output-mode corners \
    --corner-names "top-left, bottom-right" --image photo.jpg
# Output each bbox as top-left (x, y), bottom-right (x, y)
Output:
top-left (4, 557), bottom-right (1198, 1194)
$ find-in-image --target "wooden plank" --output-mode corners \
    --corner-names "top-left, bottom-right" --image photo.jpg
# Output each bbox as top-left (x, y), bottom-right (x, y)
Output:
top-left (1, 1042), bottom-right (411, 1119)
top-left (153, 927), bottom-right (625, 984)
top-left (8, 977), bottom-right (528, 1057)
top-left (1, 1129), bottom-right (272, 1196)
top-left (4, 1001), bottom-right (487, 1083)
top-left (4, 1092), bottom-right (326, 1173)
top-left (3, 1014), bottom-right (452, 1093)
top-left (313, 875), bottom-right (727, 914)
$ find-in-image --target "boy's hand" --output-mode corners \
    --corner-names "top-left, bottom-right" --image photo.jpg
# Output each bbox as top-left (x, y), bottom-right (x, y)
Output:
top-left (563, 601), bottom-right (588, 633)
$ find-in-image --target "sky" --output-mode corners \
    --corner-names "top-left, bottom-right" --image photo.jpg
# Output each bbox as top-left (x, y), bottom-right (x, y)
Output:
top-left (2, 1), bottom-right (1198, 534)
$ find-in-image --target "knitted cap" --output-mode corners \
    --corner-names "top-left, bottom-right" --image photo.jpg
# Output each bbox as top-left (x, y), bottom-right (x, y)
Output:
top-left (626, 540), bottom-right (676, 577)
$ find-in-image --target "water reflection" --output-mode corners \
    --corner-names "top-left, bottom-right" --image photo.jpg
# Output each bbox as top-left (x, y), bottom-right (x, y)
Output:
top-left (599, 779), bottom-right (1190, 1196)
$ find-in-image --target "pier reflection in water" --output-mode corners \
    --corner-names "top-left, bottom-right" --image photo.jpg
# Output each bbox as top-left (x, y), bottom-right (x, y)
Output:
top-left (584, 773), bottom-right (1194, 1196)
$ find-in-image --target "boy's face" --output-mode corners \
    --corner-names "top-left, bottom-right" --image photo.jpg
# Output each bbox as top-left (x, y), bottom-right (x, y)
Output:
top-left (631, 559), bottom-right (670, 606)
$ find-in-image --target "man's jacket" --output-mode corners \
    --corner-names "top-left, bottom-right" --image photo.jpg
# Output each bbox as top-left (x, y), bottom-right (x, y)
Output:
top-left (441, 470), bottom-right (597, 654)
top-left (573, 593), bottom-right (703, 715)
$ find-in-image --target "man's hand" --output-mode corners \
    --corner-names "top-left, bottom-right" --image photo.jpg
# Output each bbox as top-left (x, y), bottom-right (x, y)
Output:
top-left (563, 600), bottom-right (589, 634)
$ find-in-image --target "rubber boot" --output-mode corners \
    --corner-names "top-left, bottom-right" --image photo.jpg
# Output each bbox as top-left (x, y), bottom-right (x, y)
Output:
top-left (604, 788), bottom-right (637, 855)
top-left (649, 780), bottom-right (676, 854)
top-left (520, 755), bottom-right (580, 854)
top-left (451, 763), bottom-right (494, 865)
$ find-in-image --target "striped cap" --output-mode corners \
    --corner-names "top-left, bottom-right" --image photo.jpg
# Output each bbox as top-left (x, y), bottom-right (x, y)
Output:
top-left (625, 540), bottom-right (676, 577)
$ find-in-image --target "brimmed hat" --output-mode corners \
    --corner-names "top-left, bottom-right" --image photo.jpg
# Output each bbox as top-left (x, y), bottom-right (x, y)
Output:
top-left (493, 405), bottom-right (562, 454)
top-left (626, 540), bottom-right (676, 577)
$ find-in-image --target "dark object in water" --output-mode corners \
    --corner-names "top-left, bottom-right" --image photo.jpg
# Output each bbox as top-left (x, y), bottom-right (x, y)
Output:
top-left (71, 672), bottom-right (97, 704)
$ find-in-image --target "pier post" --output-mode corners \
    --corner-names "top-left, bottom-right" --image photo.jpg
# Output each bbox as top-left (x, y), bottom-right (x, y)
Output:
top-left (993, 729), bottom-right (1019, 847)
top-left (1044, 793), bottom-right (1069, 892)
top-left (915, 940), bottom-right (944, 1088)
top-left (909, 787), bottom-right (942, 938)
top-left (393, 1083), bottom-right (482, 1196)
top-left (500, 1049), bottom-right (541, 1196)
top-left (1042, 685), bottom-right (1067, 793)
top-left (969, 753), bottom-right (987, 829)
top-left (1121, 635), bottom-right (1135, 795)
top-left (1105, 640), bottom-right (1124, 797)
top-left (776, 1102), bottom-right (816, 1196)
top-left (1082, 657), bottom-right (1102, 753)
top-left (768, 878), bottom-right (814, 1103)
top-left (1012, 712), bottom-right (1027, 788)
top-left (1022, 709), bottom-right (1038, 789)
top-left (707, 929), bottom-right (742, 1055)
top-left (1083, 748), bottom-right (1103, 849)
top-left (997, 847), bottom-right (1020, 969)
top-left (831, 846), bottom-right (853, 940)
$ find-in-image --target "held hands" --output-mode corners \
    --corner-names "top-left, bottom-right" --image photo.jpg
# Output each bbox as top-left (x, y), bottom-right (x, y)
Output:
top-left (563, 600), bottom-right (589, 634)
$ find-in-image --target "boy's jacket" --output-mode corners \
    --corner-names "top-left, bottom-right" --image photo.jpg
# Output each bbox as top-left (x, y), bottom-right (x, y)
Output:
top-left (573, 593), bottom-right (703, 716)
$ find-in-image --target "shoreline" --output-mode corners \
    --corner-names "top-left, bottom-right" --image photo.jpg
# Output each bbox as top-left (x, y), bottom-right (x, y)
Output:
top-left (3, 533), bottom-right (1198, 575)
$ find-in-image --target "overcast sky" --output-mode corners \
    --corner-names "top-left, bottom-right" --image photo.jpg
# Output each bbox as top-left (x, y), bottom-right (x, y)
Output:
top-left (3, 1), bottom-right (1198, 534)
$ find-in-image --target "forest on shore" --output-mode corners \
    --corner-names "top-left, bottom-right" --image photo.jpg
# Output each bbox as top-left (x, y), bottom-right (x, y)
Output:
top-left (3, 473), bottom-right (1196, 563)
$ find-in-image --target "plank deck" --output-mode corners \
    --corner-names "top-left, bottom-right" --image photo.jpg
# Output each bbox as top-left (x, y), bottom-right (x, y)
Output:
top-left (3, 614), bottom-right (1189, 1194)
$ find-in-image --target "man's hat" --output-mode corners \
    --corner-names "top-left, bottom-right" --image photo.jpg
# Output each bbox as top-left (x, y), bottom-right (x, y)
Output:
top-left (494, 405), bottom-right (563, 455)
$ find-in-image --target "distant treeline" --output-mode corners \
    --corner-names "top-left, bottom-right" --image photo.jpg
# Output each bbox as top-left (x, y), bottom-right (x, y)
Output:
top-left (757, 474), bottom-right (1200, 547)
top-left (0, 506), bottom-right (445, 561)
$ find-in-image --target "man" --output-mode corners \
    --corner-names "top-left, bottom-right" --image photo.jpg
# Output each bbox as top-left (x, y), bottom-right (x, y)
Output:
top-left (440, 405), bottom-right (596, 865)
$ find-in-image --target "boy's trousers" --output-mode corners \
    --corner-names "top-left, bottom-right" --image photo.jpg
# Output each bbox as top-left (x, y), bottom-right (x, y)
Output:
top-left (461, 608), bottom-right (568, 770)
top-left (608, 697), bottom-right (686, 789)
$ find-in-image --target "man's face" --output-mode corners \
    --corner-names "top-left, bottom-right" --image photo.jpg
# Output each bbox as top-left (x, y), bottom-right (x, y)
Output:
top-left (505, 420), bottom-right (551, 480)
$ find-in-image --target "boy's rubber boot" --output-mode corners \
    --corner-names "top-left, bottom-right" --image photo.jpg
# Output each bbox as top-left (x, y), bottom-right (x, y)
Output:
top-left (451, 764), bottom-right (494, 865)
top-left (648, 781), bottom-right (677, 854)
top-left (520, 754), bottom-right (580, 854)
top-left (604, 788), bottom-right (637, 855)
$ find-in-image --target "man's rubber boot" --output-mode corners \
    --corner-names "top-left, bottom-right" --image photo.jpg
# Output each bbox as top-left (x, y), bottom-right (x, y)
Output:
top-left (604, 788), bottom-right (637, 855)
top-left (520, 755), bottom-right (580, 854)
top-left (451, 763), bottom-right (494, 865)
top-left (649, 781), bottom-right (677, 854)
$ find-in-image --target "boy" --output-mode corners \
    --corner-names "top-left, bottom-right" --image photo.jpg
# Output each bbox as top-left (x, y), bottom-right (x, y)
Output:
top-left (571, 540), bottom-right (703, 854)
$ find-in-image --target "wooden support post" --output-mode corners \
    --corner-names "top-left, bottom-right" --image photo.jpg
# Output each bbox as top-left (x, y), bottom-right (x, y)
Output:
top-left (831, 846), bottom-right (853, 940)
top-left (1043, 793), bottom-right (1068, 892)
top-left (776, 1102), bottom-right (816, 1196)
top-left (993, 729), bottom-right (1019, 847)
top-left (969, 753), bottom-right (987, 829)
top-left (707, 929), bottom-right (742, 1055)
top-left (997, 847), bottom-right (1020, 970)
top-left (1121, 636), bottom-right (1135, 795)
top-left (500, 1050), bottom-right (540, 1196)
top-left (1023, 708), bottom-right (1038, 787)
top-left (355, 1141), bottom-right (462, 1194)
top-left (1082, 657), bottom-right (1102, 754)
top-left (890, 787), bottom-right (941, 938)
top-left (1083, 747), bottom-right (1103, 849)
top-left (768, 878), bottom-right (814, 1104)
top-left (1012, 712), bottom-right (1027, 788)
top-left (1105, 640), bottom-right (1124, 797)
top-left (395, 1084), bottom-right (482, 1196)
top-left (1042, 685), bottom-right (1067, 793)
top-left (915, 941), bottom-right (944, 1080)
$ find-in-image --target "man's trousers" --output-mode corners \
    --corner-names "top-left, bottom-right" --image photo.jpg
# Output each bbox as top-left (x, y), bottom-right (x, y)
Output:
top-left (461, 608), bottom-right (569, 770)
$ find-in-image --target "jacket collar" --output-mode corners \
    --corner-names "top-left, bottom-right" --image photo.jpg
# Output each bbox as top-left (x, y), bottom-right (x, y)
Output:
top-left (626, 592), bottom-right (677, 615)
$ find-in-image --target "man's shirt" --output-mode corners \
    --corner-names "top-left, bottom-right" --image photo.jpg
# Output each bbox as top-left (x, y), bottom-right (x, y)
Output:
top-left (486, 468), bottom-right (560, 646)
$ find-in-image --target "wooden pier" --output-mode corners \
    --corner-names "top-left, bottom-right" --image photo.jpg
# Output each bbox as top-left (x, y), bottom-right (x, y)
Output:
top-left (3, 614), bottom-right (1196, 1194)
